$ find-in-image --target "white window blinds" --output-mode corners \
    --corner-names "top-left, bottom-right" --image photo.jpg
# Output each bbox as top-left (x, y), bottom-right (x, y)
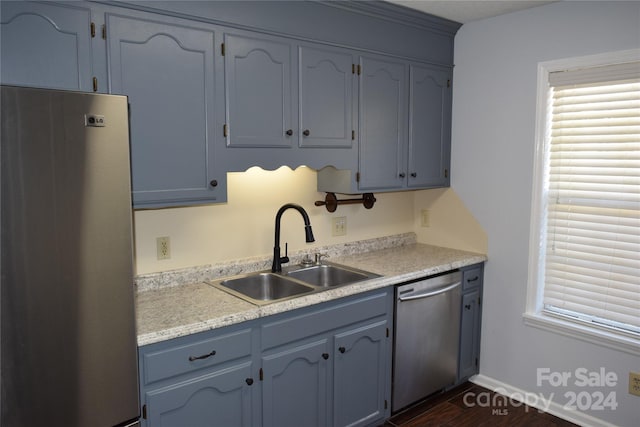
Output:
top-left (543, 62), bottom-right (640, 336)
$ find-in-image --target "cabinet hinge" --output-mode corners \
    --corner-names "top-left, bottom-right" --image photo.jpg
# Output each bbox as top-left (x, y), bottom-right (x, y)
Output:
top-left (356, 171), bottom-right (360, 183)
top-left (221, 43), bottom-right (225, 56)
top-left (92, 77), bottom-right (98, 92)
top-left (357, 64), bottom-right (361, 76)
top-left (475, 357), bottom-right (479, 367)
top-left (444, 168), bottom-right (448, 178)
top-left (90, 22), bottom-right (96, 38)
top-left (259, 368), bottom-right (264, 381)
top-left (223, 124), bottom-right (229, 138)
top-left (386, 327), bottom-right (389, 338)
top-left (352, 63), bottom-right (355, 74)
top-left (102, 24), bottom-right (106, 40)
top-left (447, 79), bottom-right (451, 88)
top-left (384, 399), bottom-right (388, 409)
top-left (351, 130), bottom-right (355, 140)
top-left (478, 296), bottom-right (481, 306)
top-left (142, 404), bottom-right (147, 419)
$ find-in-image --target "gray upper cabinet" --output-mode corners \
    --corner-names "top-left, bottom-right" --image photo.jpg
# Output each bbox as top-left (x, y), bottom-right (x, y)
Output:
top-left (299, 45), bottom-right (356, 149)
top-left (358, 55), bottom-right (408, 191)
top-left (224, 32), bottom-right (295, 149)
top-left (0, 1), bottom-right (94, 91)
top-left (317, 58), bottom-right (453, 194)
top-left (3, 0), bottom-right (458, 207)
top-left (408, 64), bottom-right (452, 188)
top-left (221, 33), bottom-right (358, 172)
top-left (106, 12), bottom-right (225, 208)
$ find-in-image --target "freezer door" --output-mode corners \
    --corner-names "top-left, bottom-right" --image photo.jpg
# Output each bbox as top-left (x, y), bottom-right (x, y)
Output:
top-left (1, 86), bottom-right (139, 427)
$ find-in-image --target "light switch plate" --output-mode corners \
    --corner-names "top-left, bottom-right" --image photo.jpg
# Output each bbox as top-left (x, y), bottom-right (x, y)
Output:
top-left (332, 217), bottom-right (347, 236)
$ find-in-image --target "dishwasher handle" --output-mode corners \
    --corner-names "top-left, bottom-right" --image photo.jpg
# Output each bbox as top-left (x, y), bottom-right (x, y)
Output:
top-left (398, 281), bottom-right (461, 302)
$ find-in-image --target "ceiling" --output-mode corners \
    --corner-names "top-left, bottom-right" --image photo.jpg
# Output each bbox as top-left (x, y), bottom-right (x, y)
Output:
top-left (386, 0), bottom-right (558, 24)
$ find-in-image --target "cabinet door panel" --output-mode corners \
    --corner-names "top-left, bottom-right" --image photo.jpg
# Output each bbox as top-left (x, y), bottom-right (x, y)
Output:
top-left (299, 45), bottom-right (354, 148)
top-left (225, 33), bottom-right (294, 148)
top-left (0, 2), bottom-right (93, 91)
top-left (262, 339), bottom-right (329, 427)
top-left (107, 14), bottom-right (220, 207)
top-left (459, 289), bottom-right (480, 381)
top-left (408, 65), bottom-right (451, 188)
top-left (334, 320), bottom-right (388, 427)
top-left (146, 362), bottom-right (254, 427)
top-left (358, 56), bottom-right (406, 191)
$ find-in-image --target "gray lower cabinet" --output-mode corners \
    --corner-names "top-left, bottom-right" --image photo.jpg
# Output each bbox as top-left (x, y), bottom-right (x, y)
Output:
top-left (139, 326), bottom-right (257, 427)
top-left (106, 11), bottom-right (225, 208)
top-left (333, 320), bottom-right (389, 427)
top-left (0, 1), bottom-right (95, 92)
top-left (261, 338), bottom-right (330, 427)
top-left (145, 361), bottom-right (254, 427)
top-left (458, 264), bottom-right (484, 383)
top-left (139, 289), bottom-right (393, 427)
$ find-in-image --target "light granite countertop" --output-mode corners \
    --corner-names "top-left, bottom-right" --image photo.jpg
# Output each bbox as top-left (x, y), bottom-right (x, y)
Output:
top-left (136, 235), bottom-right (486, 347)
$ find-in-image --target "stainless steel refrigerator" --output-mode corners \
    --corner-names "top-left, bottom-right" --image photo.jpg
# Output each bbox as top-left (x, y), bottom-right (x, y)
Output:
top-left (1, 85), bottom-right (140, 427)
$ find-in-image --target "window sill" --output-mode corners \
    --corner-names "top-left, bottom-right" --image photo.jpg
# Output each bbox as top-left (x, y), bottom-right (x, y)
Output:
top-left (523, 312), bottom-right (640, 356)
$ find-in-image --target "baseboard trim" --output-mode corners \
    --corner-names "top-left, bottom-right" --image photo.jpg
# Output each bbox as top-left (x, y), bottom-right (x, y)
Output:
top-left (470, 374), bottom-right (619, 427)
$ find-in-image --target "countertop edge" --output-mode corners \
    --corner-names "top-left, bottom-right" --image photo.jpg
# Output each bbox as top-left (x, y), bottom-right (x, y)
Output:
top-left (136, 243), bottom-right (487, 346)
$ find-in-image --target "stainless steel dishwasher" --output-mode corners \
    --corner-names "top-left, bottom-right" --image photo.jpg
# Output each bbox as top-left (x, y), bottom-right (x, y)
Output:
top-left (392, 271), bottom-right (462, 412)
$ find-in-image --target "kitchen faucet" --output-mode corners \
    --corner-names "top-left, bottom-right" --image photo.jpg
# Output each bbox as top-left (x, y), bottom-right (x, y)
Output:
top-left (272, 203), bottom-right (315, 272)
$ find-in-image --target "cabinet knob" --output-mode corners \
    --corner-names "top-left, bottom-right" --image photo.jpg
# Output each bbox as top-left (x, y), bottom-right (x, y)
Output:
top-left (465, 304), bottom-right (472, 310)
top-left (338, 347), bottom-right (346, 354)
top-left (285, 129), bottom-right (293, 136)
top-left (303, 129), bottom-right (310, 137)
top-left (210, 180), bottom-right (218, 188)
top-left (410, 172), bottom-right (417, 178)
top-left (399, 173), bottom-right (406, 178)
top-left (322, 353), bottom-right (329, 360)
top-left (246, 378), bottom-right (254, 386)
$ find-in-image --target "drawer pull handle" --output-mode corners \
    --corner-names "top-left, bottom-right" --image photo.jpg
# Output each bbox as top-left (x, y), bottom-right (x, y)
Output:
top-left (338, 347), bottom-right (346, 354)
top-left (246, 378), bottom-right (254, 386)
top-left (188, 350), bottom-right (216, 362)
top-left (322, 353), bottom-right (329, 360)
top-left (467, 276), bottom-right (479, 283)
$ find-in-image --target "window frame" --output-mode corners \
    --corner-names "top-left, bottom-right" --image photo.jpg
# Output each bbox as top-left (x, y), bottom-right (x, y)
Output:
top-left (524, 48), bottom-right (640, 356)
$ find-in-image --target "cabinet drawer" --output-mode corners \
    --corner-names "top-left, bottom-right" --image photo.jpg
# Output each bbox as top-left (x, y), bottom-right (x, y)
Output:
top-left (462, 265), bottom-right (483, 291)
top-left (261, 291), bottom-right (389, 350)
top-left (143, 328), bottom-right (252, 385)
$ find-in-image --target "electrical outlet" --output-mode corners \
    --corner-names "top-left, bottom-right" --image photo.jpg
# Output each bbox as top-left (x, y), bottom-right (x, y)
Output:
top-left (156, 236), bottom-right (171, 260)
top-left (332, 217), bottom-right (347, 236)
top-left (630, 372), bottom-right (640, 396)
top-left (421, 209), bottom-right (430, 227)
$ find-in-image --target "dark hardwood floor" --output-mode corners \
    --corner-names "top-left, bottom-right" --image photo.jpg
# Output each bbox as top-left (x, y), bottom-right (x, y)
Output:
top-left (384, 382), bottom-right (579, 427)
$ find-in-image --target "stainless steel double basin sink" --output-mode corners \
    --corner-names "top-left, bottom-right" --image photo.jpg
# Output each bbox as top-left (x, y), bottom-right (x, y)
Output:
top-left (207, 262), bottom-right (379, 305)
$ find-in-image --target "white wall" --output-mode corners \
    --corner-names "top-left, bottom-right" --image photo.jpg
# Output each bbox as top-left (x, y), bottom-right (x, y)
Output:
top-left (451, 2), bottom-right (640, 426)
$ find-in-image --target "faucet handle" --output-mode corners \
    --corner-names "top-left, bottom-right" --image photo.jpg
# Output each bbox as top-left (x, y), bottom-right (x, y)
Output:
top-left (314, 253), bottom-right (328, 265)
top-left (280, 242), bottom-right (290, 265)
top-left (300, 254), bottom-right (314, 267)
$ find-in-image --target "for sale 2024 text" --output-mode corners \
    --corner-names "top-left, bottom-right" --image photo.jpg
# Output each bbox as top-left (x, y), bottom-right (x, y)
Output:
top-left (537, 367), bottom-right (618, 411)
